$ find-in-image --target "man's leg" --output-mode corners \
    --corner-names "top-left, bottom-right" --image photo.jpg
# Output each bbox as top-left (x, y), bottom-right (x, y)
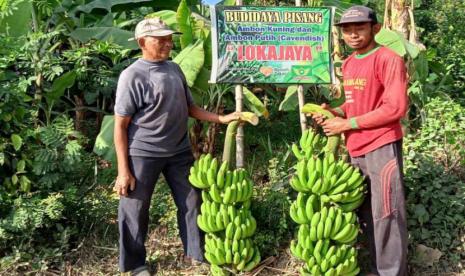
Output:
top-left (351, 156), bottom-right (378, 274)
top-left (119, 156), bottom-right (165, 272)
top-left (364, 141), bottom-right (408, 276)
top-left (162, 150), bottom-right (204, 262)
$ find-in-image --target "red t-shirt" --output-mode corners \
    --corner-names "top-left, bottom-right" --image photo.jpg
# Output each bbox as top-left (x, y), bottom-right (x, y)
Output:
top-left (337, 46), bottom-right (408, 157)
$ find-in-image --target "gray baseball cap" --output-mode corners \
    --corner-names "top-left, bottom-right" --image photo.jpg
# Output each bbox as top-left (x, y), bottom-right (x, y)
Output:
top-left (129, 17), bottom-right (181, 41)
top-left (335, 6), bottom-right (378, 26)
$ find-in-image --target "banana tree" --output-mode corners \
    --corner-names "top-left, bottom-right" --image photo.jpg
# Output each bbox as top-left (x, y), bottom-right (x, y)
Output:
top-left (379, 0), bottom-right (428, 127)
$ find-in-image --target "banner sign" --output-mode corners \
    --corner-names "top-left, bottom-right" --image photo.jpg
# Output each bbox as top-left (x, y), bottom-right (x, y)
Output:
top-left (210, 6), bottom-right (334, 84)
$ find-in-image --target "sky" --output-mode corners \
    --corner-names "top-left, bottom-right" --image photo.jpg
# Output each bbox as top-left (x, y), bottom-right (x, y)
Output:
top-left (202, 0), bottom-right (223, 5)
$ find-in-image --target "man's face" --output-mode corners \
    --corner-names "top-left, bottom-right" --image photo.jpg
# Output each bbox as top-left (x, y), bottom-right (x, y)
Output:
top-left (140, 35), bottom-right (173, 60)
top-left (340, 22), bottom-right (379, 50)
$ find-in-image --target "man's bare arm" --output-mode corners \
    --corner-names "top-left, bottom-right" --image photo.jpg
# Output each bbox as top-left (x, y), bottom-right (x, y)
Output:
top-left (114, 115), bottom-right (135, 196)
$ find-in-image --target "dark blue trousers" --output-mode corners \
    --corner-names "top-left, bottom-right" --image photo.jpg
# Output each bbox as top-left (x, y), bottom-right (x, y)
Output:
top-left (118, 150), bottom-right (204, 272)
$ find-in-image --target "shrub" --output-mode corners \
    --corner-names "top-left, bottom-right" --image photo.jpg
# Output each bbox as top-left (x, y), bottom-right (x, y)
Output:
top-left (250, 154), bottom-right (295, 257)
top-left (404, 97), bottom-right (465, 270)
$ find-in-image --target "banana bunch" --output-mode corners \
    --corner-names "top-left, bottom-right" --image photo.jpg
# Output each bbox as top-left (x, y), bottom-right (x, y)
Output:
top-left (189, 153), bottom-right (220, 189)
top-left (191, 118), bottom-right (261, 275)
top-left (291, 129), bottom-right (328, 160)
top-left (288, 115), bottom-right (366, 275)
top-left (292, 240), bottom-right (360, 276)
top-left (205, 234), bottom-right (261, 271)
top-left (289, 193), bottom-right (319, 224)
top-left (289, 151), bottom-right (366, 212)
top-left (189, 154), bottom-right (253, 204)
top-left (224, 210), bottom-right (257, 240)
top-left (195, 171), bottom-right (261, 275)
top-left (291, 206), bottom-right (359, 244)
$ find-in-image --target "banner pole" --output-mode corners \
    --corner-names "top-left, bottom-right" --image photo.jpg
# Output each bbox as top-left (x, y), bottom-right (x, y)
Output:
top-left (295, 0), bottom-right (307, 132)
top-left (235, 0), bottom-right (244, 168)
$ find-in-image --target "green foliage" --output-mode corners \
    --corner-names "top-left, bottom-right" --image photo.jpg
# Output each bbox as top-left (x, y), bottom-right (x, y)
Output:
top-left (251, 184), bottom-right (293, 257)
top-left (0, 113), bottom-right (95, 271)
top-left (415, 0), bottom-right (465, 95)
top-left (0, 0), bottom-right (31, 36)
top-left (375, 28), bottom-right (420, 59)
top-left (232, 103), bottom-right (299, 256)
top-left (243, 87), bottom-right (269, 118)
top-left (404, 97), bottom-right (465, 269)
top-left (93, 115), bottom-right (116, 164)
top-left (406, 97), bottom-right (465, 173)
top-left (176, 0), bottom-right (193, 49)
top-left (173, 39), bottom-right (205, 87)
top-left (149, 180), bottom-right (180, 238)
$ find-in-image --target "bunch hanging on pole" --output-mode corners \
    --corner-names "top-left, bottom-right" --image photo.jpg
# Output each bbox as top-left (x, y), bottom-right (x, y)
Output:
top-left (288, 104), bottom-right (366, 276)
top-left (189, 112), bottom-right (261, 276)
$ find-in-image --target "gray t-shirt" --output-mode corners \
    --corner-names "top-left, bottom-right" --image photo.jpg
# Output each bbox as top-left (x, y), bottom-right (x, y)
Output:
top-left (114, 58), bottom-right (194, 157)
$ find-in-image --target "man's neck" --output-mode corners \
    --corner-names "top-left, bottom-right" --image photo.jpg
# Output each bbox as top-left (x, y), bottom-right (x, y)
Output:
top-left (355, 41), bottom-right (378, 55)
top-left (142, 54), bottom-right (165, 62)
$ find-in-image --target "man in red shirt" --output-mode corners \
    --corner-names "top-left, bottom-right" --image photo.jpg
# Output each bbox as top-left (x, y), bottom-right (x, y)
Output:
top-left (313, 6), bottom-right (408, 276)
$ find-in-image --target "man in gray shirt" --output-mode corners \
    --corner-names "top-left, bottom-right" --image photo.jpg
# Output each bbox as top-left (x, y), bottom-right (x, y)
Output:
top-left (113, 18), bottom-right (238, 275)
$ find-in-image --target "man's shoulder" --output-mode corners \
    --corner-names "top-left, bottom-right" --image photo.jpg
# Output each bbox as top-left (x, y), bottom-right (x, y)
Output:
top-left (166, 60), bottom-right (182, 72)
top-left (120, 59), bottom-right (149, 78)
top-left (341, 52), bottom-right (356, 70)
top-left (376, 46), bottom-right (404, 61)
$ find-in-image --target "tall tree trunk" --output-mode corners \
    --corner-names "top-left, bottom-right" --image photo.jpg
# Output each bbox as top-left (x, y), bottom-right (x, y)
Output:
top-left (331, 25), bottom-right (344, 99)
top-left (74, 94), bottom-right (86, 132)
top-left (295, 0), bottom-right (307, 133)
top-left (384, 0), bottom-right (409, 39)
top-left (235, 0), bottom-right (245, 168)
top-left (384, 0), bottom-right (425, 134)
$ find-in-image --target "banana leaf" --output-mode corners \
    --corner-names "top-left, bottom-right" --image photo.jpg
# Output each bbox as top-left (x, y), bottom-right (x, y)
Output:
top-left (93, 115), bottom-right (116, 163)
top-left (69, 27), bottom-right (137, 49)
top-left (174, 39), bottom-right (205, 87)
top-left (76, 0), bottom-right (152, 13)
top-left (279, 85), bottom-right (299, 112)
top-left (177, 0), bottom-right (193, 49)
top-left (0, 1), bottom-right (32, 36)
top-left (146, 10), bottom-right (179, 31)
top-left (375, 28), bottom-right (421, 59)
top-left (243, 87), bottom-right (269, 118)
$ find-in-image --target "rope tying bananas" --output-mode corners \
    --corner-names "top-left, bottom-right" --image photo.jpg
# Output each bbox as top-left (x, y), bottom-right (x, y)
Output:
top-left (289, 104), bottom-right (366, 276)
top-left (189, 113), bottom-right (261, 275)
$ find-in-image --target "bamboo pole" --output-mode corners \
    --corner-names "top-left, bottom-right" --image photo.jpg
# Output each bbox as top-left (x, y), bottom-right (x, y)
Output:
top-left (235, 0), bottom-right (244, 168)
top-left (296, 0), bottom-right (307, 132)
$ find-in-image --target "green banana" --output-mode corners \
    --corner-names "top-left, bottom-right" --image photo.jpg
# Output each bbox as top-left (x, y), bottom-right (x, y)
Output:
top-left (323, 216), bottom-right (333, 239)
top-left (216, 161), bottom-right (227, 189)
top-left (292, 143), bottom-right (304, 160)
top-left (310, 212), bottom-right (321, 227)
top-left (334, 166), bottom-right (354, 186)
top-left (316, 220), bottom-right (325, 240)
top-left (332, 223), bottom-right (352, 241)
top-left (209, 184), bottom-right (222, 203)
top-left (205, 252), bottom-right (220, 265)
top-left (340, 197), bottom-right (365, 212)
top-left (305, 195), bottom-right (315, 219)
top-left (300, 129), bottom-right (309, 149)
top-left (331, 212), bottom-right (343, 238)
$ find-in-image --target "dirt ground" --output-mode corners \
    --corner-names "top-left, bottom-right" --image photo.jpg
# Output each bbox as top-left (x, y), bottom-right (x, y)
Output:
top-left (56, 226), bottom-right (463, 276)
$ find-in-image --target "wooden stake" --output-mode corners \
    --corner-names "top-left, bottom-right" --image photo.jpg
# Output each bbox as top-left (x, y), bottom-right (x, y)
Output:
top-left (296, 0), bottom-right (307, 132)
top-left (235, 0), bottom-right (244, 168)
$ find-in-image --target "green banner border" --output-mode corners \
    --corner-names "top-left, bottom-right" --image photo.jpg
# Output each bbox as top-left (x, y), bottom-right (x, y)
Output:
top-left (210, 5), bottom-right (335, 84)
